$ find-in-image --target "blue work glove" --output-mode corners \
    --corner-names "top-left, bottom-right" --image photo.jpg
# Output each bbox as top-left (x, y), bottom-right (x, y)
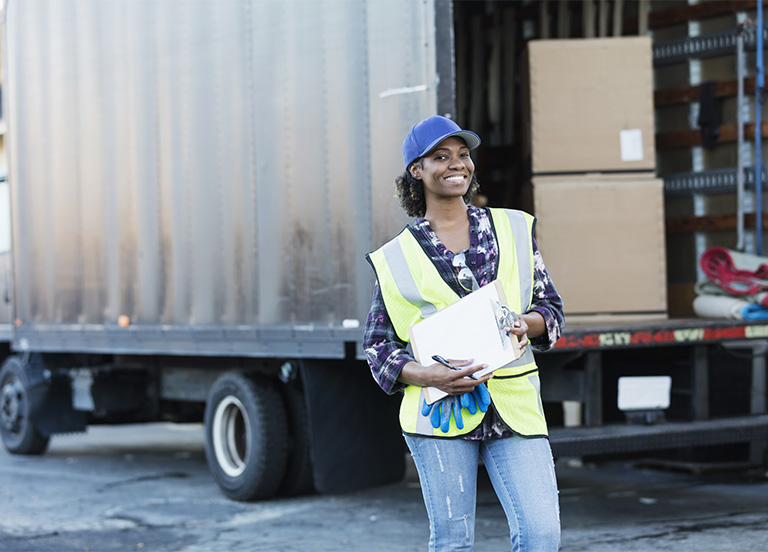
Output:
top-left (459, 383), bottom-right (492, 415)
top-left (441, 396), bottom-right (463, 432)
top-left (459, 391), bottom-right (477, 414)
top-left (421, 398), bottom-right (442, 428)
top-left (421, 397), bottom-right (464, 432)
top-left (472, 382), bottom-right (491, 412)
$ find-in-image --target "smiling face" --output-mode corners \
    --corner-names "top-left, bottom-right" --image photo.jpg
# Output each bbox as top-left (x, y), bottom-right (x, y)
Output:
top-left (408, 136), bottom-right (474, 206)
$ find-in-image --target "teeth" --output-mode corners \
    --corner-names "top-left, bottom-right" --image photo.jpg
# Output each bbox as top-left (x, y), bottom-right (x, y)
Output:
top-left (446, 176), bottom-right (464, 183)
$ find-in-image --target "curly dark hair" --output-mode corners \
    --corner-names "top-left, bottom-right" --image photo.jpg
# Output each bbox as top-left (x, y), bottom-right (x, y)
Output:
top-left (394, 163), bottom-right (480, 218)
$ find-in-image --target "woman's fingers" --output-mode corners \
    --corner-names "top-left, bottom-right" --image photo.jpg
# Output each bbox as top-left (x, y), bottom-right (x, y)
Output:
top-left (504, 329), bottom-right (529, 352)
top-left (445, 358), bottom-right (473, 367)
top-left (505, 315), bottom-right (528, 335)
top-left (505, 315), bottom-right (530, 356)
top-left (517, 334), bottom-right (529, 352)
top-left (454, 363), bottom-right (488, 379)
top-left (431, 362), bottom-right (490, 395)
top-left (450, 365), bottom-right (491, 394)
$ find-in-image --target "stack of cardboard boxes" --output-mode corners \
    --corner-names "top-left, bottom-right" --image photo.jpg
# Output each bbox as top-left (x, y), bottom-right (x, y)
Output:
top-left (523, 37), bottom-right (667, 323)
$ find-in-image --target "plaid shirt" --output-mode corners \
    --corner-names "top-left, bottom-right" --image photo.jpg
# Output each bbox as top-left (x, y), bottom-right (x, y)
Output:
top-left (363, 205), bottom-right (564, 440)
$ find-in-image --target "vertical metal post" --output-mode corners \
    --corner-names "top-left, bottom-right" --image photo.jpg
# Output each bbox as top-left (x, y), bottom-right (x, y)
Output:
top-left (612, 0), bottom-right (623, 37)
top-left (582, 0), bottom-right (595, 38)
top-left (557, 0), bottom-right (570, 38)
top-left (752, 343), bottom-right (767, 416)
top-left (584, 352), bottom-right (603, 427)
top-left (692, 345), bottom-right (709, 421)
top-left (689, 17), bottom-right (707, 282)
top-left (539, 2), bottom-right (550, 41)
top-left (638, 0), bottom-right (649, 36)
top-left (750, 342), bottom-right (768, 466)
top-left (435, 0), bottom-right (456, 118)
top-left (598, 0), bottom-right (608, 37)
top-left (737, 26), bottom-right (746, 251)
top-left (756, 1), bottom-right (764, 255)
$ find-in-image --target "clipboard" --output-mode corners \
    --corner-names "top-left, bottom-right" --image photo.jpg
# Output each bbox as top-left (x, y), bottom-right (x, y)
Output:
top-left (408, 280), bottom-right (523, 404)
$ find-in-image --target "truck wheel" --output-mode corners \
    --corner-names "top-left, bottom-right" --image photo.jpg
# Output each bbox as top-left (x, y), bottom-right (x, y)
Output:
top-left (277, 382), bottom-right (315, 496)
top-left (204, 372), bottom-right (288, 501)
top-left (0, 357), bottom-right (50, 455)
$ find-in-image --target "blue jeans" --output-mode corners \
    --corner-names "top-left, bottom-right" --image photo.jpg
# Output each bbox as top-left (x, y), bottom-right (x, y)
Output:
top-left (404, 434), bottom-right (560, 552)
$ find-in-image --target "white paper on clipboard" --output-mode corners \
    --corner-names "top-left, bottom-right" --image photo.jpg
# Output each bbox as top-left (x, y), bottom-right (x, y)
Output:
top-left (408, 280), bottom-right (522, 404)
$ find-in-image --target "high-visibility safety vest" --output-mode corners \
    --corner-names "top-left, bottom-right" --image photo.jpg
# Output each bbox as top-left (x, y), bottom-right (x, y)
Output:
top-left (366, 208), bottom-right (548, 438)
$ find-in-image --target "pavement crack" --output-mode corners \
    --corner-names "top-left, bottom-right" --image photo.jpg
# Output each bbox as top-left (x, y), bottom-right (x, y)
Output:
top-left (666, 515), bottom-right (768, 536)
top-left (590, 514), bottom-right (768, 546)
top-left (99, 471), bottom-right (190, 491)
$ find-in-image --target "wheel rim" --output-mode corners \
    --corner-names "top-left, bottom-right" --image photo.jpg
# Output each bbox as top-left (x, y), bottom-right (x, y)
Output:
top-left (211, 394), bottom-right (251, 478)
top-left (1, 375), bottom-right (24, 435)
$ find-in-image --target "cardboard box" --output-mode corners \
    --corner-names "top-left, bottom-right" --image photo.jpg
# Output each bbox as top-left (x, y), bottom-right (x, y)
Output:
top-left (532, 173), bottom-right (667, 322)
top-left (525, 37), bottom-right (655, 174)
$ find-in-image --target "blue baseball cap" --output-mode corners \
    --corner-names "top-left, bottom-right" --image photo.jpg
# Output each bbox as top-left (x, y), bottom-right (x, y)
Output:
top-left (402, 115), bottom-right (481, 169)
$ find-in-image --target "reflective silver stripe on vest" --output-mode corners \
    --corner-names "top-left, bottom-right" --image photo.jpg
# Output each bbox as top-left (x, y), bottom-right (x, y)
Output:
top-left (501, 210), bottom-right (533, 313)
top-left (499, 345), bottom-right (534, 369)
top-left (518, 346), bottom-right (535, 365)
top-left (529, 373), bottom-right (544, 415)
top-left (415, 388), bottom-right (435, 434)
top-left (381, 237), bottom-right (438, 319)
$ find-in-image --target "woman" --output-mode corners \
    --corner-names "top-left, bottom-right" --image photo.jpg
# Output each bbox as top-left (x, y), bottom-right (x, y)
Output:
top-left (364, 115), bottom-right (564, 551)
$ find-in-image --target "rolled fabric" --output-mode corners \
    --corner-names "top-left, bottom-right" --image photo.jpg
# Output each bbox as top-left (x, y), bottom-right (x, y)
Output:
top-left (693, 294), bottom-right (751, 320)
top-left (694, 279), bottom-right (730, 297)
top-left (699, 246), bottom-right (768, 295)
top-left (695, 279), bottom-right (768, 307)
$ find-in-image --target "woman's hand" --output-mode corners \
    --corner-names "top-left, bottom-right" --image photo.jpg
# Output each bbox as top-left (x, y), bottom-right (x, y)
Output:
top-left (398, 358), bottom-right (491, 395)
top-left (504, 314), bottom-right (530, 355)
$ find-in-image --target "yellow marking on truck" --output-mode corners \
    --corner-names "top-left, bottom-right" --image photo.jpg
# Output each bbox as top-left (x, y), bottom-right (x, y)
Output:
top-left (599, 332), bottom-right (631, 346)
top-left (673, 328), bottom-right (705, 342)
top-left (745, 325), bottom-right (768, 338)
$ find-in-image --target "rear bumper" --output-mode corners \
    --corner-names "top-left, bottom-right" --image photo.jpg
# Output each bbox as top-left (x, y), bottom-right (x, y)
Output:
top-left (549, 414), bottom-right (768, 457)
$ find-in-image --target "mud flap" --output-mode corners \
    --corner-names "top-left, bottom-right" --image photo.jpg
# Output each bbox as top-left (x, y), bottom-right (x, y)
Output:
top-left (300, 359), bottom-right (405, 494)
top-left (26, 355), bottom-right (87, 435)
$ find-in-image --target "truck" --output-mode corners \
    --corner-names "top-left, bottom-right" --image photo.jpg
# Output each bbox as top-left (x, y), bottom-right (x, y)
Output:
top-left (1, 0), bottom-right (767, 503)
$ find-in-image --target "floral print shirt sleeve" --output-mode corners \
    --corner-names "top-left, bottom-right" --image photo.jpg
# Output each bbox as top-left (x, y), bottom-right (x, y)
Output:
top-left (528, 238), bottom-right (565, 351)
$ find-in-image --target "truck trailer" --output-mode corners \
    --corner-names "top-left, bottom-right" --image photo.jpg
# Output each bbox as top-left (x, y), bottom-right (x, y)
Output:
top-left (1, 0), bottom-right (767, 502)
top-left (0, 0), bottom-right (423, 500)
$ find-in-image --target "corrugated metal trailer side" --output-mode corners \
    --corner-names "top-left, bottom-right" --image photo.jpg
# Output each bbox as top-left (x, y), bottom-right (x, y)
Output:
top-left (0, 175), bottom-right (11, 337)
top-left (3, 0), bottom-right (449, 357)
top-left (0, 0), bottom-right (455, 500)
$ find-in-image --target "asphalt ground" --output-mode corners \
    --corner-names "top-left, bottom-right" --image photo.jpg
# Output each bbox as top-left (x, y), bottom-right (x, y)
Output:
top-left (0, 423), bottom-right (766, 551)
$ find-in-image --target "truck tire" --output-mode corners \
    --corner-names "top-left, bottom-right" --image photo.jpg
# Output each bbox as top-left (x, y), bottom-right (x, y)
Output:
top-left (204, 372), bottom-right (288, 501)
top-left (277, 382), bottom-right (315, 496)
top-left (0, 357), bottom-right (50, 455)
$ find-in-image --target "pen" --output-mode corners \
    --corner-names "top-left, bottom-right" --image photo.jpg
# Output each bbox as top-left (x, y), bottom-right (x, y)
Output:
top-left (432, 355), bottom-right (478, 380)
